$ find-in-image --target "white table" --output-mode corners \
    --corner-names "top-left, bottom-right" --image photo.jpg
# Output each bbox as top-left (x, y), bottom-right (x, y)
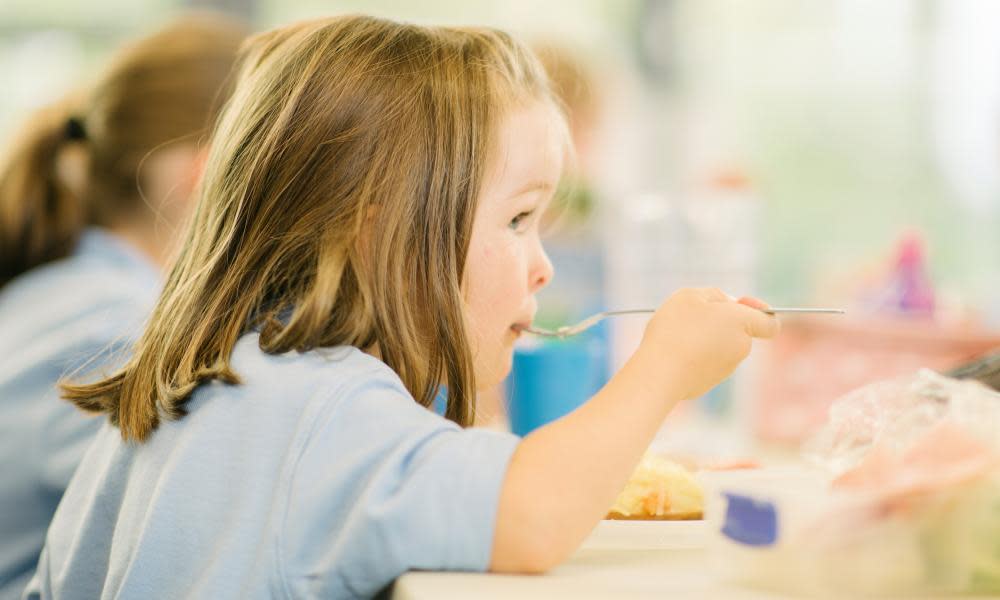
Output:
top-left (392, 521), bottom-right (796, 599)
top-left (393, 463), bottom-right (999, 600)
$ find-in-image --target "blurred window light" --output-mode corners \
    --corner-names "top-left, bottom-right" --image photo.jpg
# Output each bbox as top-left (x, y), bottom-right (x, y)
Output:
top-left (0, 31), bottom-right (83, 135)
top-left (930, 0), bottom-right (1000, 215)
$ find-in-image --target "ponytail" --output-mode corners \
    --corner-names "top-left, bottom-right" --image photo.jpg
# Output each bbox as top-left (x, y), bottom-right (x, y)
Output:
top-left (0, 98), bottom-right (88, 288)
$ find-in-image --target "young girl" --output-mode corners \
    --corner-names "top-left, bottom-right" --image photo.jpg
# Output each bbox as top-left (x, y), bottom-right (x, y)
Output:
top-left (28, 15), bottom-right (778, 599)
top-left (0, 15), bottom-right (245, 599)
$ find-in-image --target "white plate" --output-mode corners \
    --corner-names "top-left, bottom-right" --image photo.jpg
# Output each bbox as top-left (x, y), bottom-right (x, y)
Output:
top-left (580, 519), bottom-right (709, 551)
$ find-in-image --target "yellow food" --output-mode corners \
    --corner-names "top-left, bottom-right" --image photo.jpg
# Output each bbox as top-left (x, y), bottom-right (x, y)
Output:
top-left (606, 453), bottom-right (704, 520)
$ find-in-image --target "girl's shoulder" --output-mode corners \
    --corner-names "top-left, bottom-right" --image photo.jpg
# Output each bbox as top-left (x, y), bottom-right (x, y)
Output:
top-left (227, 332), bottom-right (413, 410)
top-left (180, 332), bottom-right (434, 466)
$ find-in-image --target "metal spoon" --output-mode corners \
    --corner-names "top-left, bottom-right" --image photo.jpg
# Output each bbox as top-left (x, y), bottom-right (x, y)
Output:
top-left (517, 307), bottom-right (845, 338)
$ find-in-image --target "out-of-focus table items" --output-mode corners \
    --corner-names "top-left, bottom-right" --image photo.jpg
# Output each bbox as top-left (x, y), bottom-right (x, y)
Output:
top-left (758, 230), bottom-right (1000, 444)
top-left (393, 520), bottom-right (796, 600)
top-left (716, 371), bottom-right (1000, 597)
top-left (948, 349), bottom-right (1000, 391)
top-left (606, 453), bottom-right (704, 520)
top-left (399, 370), bottom-right (1000, 599)
top-left (505, 333), bottom-right (608, 436)
top-left (753, 315), bottom-right (1000, 443)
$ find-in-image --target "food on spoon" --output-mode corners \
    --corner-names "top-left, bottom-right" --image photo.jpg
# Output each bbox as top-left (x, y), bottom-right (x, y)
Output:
top-left (606, 453), bottom-right (704, 520)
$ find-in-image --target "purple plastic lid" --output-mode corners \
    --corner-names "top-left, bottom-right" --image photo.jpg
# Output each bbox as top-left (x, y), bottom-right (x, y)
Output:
top-left (721, 493), bottom-right (778, 547)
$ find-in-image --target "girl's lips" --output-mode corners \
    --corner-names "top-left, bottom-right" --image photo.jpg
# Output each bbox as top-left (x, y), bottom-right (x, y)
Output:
top-left (511, 321), bottom-right (533, 333)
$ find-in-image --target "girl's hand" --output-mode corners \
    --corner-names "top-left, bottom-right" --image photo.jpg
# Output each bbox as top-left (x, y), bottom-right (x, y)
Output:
top-left (492, 288), bottom-right (779, 574)
top-left (637, 287), bottom-right (779, 401)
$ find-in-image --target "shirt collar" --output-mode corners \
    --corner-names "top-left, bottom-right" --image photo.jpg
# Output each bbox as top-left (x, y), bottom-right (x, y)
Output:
top-left (75, 227), bottom-right (162, 288)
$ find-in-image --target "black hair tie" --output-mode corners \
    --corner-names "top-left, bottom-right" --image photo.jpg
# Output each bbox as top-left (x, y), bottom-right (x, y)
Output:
top-left (65, 116), bottom-right (87, 141)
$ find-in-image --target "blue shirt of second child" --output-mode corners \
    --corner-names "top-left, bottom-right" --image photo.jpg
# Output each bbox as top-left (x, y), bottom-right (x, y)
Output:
top-left (0, 228), bottom-right (159, 600)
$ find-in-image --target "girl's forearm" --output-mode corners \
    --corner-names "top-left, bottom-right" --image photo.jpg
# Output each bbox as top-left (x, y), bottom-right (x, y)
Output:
top-left (489, 347), bottom-right (687, 573)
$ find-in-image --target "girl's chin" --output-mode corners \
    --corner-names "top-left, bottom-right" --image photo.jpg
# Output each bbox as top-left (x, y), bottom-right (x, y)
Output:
top-left (476, 352), bottom-right (514, 391)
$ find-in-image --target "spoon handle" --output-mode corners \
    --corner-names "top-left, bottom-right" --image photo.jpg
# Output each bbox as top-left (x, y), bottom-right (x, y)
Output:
top-left (602, 307), bottom-right (845, 316)
top-left (519, 306), bottom-right (845, 338)
top-left (762, 308), bottom-right (845, 314)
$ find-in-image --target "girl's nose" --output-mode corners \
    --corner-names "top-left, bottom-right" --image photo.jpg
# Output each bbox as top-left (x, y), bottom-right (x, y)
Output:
top-left (529, 242), bottom-right (553, 293)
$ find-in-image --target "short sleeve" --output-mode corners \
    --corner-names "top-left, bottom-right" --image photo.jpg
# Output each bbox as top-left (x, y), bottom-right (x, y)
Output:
top-left (277, 369), bottom-right (519, 599)
top-left (37, 305), bottom-right (141, 492)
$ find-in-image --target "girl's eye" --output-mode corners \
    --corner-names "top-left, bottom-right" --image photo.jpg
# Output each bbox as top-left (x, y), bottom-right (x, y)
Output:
top-left (509, 211), bottom-right (533, 231)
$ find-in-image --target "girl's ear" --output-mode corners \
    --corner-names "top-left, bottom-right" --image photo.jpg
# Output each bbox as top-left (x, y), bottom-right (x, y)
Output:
top-left (173, 145), bottom-right (210, 217)
top-left (191, 145), bottom-right (210, 192)
top-left (134, 142), bottom-right (209, 246)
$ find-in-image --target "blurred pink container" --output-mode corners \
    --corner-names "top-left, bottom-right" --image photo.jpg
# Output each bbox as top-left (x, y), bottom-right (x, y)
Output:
top-left (753, 316), bottom-right (1000, 444)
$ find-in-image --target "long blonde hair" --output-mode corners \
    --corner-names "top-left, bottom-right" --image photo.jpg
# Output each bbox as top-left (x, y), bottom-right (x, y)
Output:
top-left (0, 14), bottom-right (247, 287)
top-left (64, 15), bottom-right (562, 441)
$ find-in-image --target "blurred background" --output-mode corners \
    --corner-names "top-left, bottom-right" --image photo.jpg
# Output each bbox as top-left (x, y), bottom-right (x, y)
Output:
top-left (4, 0), bottom-right (999, 452)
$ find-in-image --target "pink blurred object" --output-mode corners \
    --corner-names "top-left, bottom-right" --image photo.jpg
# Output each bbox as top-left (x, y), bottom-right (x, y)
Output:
top-left (753, 317), bottom-right (1000, 444)
top-left (700, 459), bottom-right (762, 471)
top-left (889, 233), bottom-right (936, 316)
top-left (857, 231), bottom-right (936, 318)
top-left (833, 421), bottom-right (999, 499)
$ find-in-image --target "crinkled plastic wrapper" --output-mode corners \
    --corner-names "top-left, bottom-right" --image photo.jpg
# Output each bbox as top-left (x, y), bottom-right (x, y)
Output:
top-left (803, 369), bottom-right (1000, 475)
top-left (710, 370), bottom-right (1000, 597)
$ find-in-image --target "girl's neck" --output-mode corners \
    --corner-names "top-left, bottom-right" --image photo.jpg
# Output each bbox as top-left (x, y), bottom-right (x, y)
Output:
top-left (106, 218), bottom-right (177, 271)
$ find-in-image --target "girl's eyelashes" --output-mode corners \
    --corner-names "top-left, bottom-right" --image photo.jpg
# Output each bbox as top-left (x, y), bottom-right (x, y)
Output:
top-left (508, 210), bottom-right (534, 232)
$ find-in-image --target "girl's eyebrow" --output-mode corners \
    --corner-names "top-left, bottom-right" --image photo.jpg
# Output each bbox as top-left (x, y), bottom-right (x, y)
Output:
top-left (509, 180), bottom-right (554, 198)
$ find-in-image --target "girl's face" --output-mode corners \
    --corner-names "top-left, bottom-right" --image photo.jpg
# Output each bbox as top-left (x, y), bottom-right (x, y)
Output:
top-left (464, 100), bottom-right (562, 390)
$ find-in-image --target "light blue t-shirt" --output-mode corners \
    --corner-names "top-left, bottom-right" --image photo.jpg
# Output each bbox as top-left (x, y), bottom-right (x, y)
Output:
top-left (0, 229), bottom-right (160, 600)
top-left (25, 333), bottom-right (520, 599)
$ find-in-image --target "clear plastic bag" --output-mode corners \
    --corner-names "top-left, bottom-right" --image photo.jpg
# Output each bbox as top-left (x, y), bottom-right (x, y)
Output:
top-left (709, 370), bottom-right (1000, 596)
top-left (803, 369), bottom-right (1000, 476)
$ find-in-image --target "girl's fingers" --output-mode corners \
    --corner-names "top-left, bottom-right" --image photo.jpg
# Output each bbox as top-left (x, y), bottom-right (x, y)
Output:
top-left (696, 287), bottom-right (732, 302)
top-left (747, 310), bottom-right (780, 338)
top-left (736, 296), bottom-right (770, 311)
top-left (732, 301), bottom-right (781, 339)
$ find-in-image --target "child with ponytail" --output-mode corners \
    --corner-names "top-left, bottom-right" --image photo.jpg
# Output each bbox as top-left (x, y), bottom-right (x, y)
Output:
top-left (0, 14), bottom-right (245, 598)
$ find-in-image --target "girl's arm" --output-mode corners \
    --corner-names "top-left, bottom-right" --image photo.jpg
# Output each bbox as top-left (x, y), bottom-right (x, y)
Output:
top-left (489, 288), bottom-right (779, 572)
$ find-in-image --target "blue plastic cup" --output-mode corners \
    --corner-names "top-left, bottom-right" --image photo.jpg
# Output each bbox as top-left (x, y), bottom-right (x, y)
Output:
top-left (504, 334), bottom-right (609, 436)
